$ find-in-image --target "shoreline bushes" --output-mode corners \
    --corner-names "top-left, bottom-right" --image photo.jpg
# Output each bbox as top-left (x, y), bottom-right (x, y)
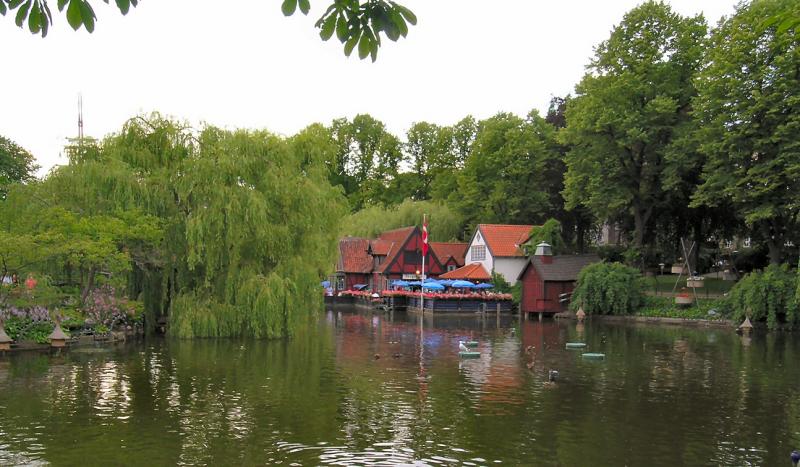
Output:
top-left (571, 262), bottom-right (644, 315)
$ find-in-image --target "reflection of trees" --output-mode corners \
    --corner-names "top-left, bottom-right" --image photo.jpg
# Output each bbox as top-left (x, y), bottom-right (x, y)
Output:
top-left (0, 315), bottom-right (798, 465)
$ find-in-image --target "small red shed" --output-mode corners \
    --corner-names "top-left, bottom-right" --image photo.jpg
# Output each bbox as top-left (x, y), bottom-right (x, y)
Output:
top-left (517, 243), bottom-right (599, 316)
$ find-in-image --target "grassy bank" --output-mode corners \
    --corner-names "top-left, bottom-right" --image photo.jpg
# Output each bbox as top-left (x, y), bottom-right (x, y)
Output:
top-left (633, 296), bottom-right (728, 321)
top-left (643, 275), bottom-right (735, 297)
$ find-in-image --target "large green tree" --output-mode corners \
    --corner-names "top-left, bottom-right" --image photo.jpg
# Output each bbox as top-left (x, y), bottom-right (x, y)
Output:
top-left (562, 1), bottom-right (707, 252)
top-left (455, 111), bottom-right (562, 230)
top-left (329, 114), bottom-right (403, 209)
top-left (0, 135), bottom-right (38, 199)
top-left (1, 0), bottom-right (415, 60)
top-left (1, 114), bottom-right (347, 338)
top-left (691, 0), bottom-right (800, 265)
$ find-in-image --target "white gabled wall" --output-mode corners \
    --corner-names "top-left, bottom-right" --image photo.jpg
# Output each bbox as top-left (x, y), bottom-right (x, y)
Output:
top-left (465, 228), bottom-right (494, 274)
top-left (465, 226), bottom-right (527, 285)
top-left (494, 257), bottom-right (527, 286)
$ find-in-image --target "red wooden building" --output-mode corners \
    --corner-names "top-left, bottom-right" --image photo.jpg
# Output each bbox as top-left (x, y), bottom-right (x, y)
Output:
top-left (335, 226), bottom-right (453, 292)
top-left (429, 242), bottom-right (468, 272)
top-left (517, 243), bottom-right (599, 317)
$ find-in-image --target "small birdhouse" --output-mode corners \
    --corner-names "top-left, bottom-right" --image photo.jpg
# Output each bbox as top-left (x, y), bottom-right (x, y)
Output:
top-left (738, 316), bottom-right (753, 335)
top-left (0, 322), bottom-right (12, 351)
top-left (49, 323), bottom-right (68, 348)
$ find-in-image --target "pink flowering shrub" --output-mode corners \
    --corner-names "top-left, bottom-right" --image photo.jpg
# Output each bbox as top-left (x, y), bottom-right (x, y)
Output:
top-left (83, 285), bottom-right (140, 331)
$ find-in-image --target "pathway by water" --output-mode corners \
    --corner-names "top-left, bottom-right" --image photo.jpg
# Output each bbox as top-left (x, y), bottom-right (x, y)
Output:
top-left (0, 310), bottom-right (798, 466)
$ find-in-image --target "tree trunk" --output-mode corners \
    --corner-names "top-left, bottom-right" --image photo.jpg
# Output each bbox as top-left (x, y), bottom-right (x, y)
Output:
top-left (691, 216), bottom-right (703, 275)
top-left (767, 239), bottom-right (782, 265)
top-left (632, 204), bottom-right (653, 249)
top-left (81, 267), bottom-right (96, 306)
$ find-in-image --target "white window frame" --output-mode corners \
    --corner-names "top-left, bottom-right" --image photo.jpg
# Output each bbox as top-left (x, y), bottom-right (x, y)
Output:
top-left (471, 245), bottom-right (486, 261)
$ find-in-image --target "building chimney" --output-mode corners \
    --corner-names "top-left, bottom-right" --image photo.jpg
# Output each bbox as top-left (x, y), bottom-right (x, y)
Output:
top-left (535, 242), bottom-right (553, 264)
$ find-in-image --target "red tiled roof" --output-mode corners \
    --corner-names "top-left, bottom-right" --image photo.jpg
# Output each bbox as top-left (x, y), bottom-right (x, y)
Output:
top-left (440, 263), bottom-right (491, 280)
top-left (379, 226), bottom-right (415, 243)
top-left (336, 237), bottom-right (373, 273)
top-left (430, 242), bottom-right (468, 267)
top-left (478, 224), bottom-right (536, 257)
top-left (369, 239), bottom-right (394, 256)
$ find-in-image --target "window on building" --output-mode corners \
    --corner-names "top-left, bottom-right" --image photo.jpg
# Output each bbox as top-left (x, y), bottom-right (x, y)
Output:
top-left (404, 250), bottom-right (420, 264)
top-left (447, 265), bottom-right (457, 272)
top-left (476, 232), bottom-right (482, 242)
top-left (471, 245), bottom-right (486, 261)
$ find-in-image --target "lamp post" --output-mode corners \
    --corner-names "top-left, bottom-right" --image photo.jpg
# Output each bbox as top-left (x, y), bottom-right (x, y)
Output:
top-left (658, 263), bottom-right (665, 296)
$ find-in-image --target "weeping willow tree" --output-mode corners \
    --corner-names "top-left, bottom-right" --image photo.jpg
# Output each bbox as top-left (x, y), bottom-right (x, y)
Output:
top-left (4, 114), bottom-right (346, 338)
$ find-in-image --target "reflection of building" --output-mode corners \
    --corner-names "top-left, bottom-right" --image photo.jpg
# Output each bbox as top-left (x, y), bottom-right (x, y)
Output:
top-left (465, 224), bottom-right (537, 285)
top-left (335, 227), bottom-right (467, 292)
top-left (518, 243), bottom-right (599, 316)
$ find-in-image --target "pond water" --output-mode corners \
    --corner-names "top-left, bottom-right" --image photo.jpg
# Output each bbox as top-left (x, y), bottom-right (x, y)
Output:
top-left (0, 309), bottom-right (798, 466)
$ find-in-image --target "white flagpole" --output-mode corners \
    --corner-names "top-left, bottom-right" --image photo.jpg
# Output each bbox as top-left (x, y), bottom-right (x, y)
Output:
top-left (421, 214), bottom-right (426, 312)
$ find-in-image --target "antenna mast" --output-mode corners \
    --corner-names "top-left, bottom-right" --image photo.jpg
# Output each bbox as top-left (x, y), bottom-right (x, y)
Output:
top-left (78, 94), bottom-right (84, 144)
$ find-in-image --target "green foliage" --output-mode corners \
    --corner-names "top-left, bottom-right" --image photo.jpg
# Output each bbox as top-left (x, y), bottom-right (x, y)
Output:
top-left (571, 262), bottom-right (644, 315)
top-left (309, 0), bottom-right (416, 61)
top-left (0, 135), bottom-right (38, 199)
top-left (635, 295), bottom-right (727, 320)
top-left (726, 264), bottom-right (798, 329)
top-left (524, 218), bottom-right (564, 254)
top-left (691, 0), bottom-right (800, 264)
top-left (1, 0), bottom-right (415, 60)
top-left (329, 114), bottom-right (404, 209)
top-left (1, 114), bottom-right (347, 339)
top-left (4, 317), bottom-right (56, 344)
top-left (490, 271), bottom-right (511, 293)
top-left (341, 199), bottom-right (463, 241)
top-left (562, 1), bottom-right (707, 248)
top-left (455, 111), bottom-right (562, 228)
top-left (0, 0), bottom-right (139, 36)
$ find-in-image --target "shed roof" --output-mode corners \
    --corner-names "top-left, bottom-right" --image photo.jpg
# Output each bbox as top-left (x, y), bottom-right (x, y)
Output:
top-left (440, 263), bottom-right (491, 280)
top-left (478, 224), bottom-right (536, 257)
top-left (518, 254), bottom-right (600, 282)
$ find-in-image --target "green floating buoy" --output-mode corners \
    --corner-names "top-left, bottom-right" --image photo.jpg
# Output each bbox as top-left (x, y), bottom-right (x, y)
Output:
top-left (566, 342), bottom-right (586, 349)
top-left (582, 352), bottom-right (605, 360)
top-left (459, 351), bottom-right (481, 358)
top-left (464, 341), bottom-right (479, 348)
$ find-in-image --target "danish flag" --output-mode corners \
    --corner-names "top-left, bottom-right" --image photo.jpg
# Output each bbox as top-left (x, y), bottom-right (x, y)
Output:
top-left (422, 216), bottom-right (429, 256)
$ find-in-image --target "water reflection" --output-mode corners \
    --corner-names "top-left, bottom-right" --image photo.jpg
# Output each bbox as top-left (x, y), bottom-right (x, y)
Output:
top-left (0, 311), bottom-right (798, 466)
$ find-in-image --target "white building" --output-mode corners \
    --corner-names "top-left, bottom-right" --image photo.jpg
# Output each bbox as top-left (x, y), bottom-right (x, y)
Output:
top-left (465, 224), bottom-right (536, 285)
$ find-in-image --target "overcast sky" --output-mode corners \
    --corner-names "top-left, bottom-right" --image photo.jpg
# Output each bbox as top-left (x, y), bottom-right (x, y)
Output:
top-left (2, 0), bottom-right (739, 175)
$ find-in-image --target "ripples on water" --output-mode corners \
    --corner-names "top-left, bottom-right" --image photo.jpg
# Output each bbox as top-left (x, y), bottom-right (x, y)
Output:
top-left (0, 312), bottom-right (798, 466)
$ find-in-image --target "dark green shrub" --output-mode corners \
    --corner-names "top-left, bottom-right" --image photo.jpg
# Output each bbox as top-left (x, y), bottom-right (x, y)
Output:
top-left (594, 245), bottom-right (626, 263)
top-left (727, 264), bottom-right (797, 329)
top-left (571, 262), bottom-right (644, 315)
